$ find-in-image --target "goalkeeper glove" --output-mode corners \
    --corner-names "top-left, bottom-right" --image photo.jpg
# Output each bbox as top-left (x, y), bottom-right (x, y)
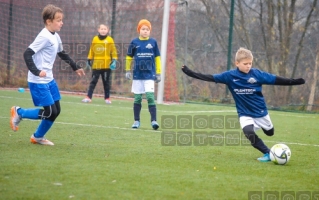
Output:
top-left (155, 74), bottom-right (161, 83)
top-left (87, 59), bottom-right (92, 68)
top-left (125, 71), bottom-right (132, 80)
top-left (110, 59), bottom-right (117, 70)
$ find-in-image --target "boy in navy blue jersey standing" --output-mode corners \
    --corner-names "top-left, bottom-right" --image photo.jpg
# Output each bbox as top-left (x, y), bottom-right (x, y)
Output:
top-left (10, 4), bottom-right (85, 145)
top-left (125, 19), bottom-right (161, 130)
top-left (181, 47), bottom-right (305, 162)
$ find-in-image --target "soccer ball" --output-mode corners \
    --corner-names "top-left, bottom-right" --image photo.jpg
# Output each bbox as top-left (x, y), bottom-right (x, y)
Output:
top-left (269, 144), bottom-right (291, 165)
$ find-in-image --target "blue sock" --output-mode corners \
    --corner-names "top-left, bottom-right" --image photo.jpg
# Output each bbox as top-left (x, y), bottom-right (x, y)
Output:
top-left (18, 108), bottom-right (40, 120)
top-left (34, 120), bottom-right (54, 138)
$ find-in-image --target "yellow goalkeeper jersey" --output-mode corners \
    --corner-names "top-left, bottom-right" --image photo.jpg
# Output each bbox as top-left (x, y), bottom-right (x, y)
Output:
top-left (87, 35), bottom-right (118, 69)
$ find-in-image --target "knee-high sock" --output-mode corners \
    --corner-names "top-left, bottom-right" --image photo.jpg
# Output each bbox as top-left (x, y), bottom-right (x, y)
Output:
top-left (252, 139), bottom-right (270, 154)
top-left (17, 108), bottom-right (41, 120)
top-left (148, 105), bottom-right (156, 122)
top-left (243, 125), bottom-right (269, 154)
top-left (133, 103), bottom-right (142, 121)
top-left (34, 120), bottom-right (54, 138)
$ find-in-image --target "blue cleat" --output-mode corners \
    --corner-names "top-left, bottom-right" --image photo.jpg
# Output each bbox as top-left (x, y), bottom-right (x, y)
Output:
top-left (132, 121), bottom-right (140, 129)
top-left (151, 121), bottom-right (159, 130)
top-left (257, 153), bottom-right (271, 162)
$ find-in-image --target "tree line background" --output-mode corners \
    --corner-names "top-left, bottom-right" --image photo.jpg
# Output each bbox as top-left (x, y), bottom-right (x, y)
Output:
top-left (0, 0), bottom-right (318, 111)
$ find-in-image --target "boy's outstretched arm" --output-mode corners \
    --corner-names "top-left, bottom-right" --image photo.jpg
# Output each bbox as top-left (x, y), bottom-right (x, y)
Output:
top-left (274, 76), bottom-right (305, 85)
top-left (181, 65), bottom-right (215, 82)
top-left (57, 51), bottom-right (85, 76)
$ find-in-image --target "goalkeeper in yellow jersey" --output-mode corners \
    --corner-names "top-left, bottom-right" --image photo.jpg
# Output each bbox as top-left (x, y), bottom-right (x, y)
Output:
top-left (125, 19), bottom-right (161, 130)
top-left (82, 24), bottom-right (118, 104)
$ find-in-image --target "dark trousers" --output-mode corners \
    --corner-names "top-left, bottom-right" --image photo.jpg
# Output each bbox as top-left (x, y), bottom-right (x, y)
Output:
top-left (87, 69), bottom-right (112, 99)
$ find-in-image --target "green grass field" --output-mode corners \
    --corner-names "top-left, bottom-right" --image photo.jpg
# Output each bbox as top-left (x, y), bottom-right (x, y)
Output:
top-left (1, 89), bottom-right (318, 200)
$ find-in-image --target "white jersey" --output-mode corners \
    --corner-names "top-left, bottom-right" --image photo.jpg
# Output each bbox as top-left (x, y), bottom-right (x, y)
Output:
top-left (28, 28), bottom-right (63, 83)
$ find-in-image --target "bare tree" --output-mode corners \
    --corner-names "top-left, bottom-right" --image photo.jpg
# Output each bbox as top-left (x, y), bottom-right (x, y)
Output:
top-left (307, 43), bottom-right (319, 111)
top-left (194, 0), bottom-right (318, 107)
top-left (287, 0), bottom-right (318, 101)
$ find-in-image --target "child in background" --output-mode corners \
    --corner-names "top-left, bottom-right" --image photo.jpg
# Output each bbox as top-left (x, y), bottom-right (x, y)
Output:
top-left (10, 4), bottom-right (85, 145)
top-left (125, 19), bottom-right (161, 130)
top-left (82, 24), bottom-right (118, 104)
top-left (181, 47), bottom-right (305, 162)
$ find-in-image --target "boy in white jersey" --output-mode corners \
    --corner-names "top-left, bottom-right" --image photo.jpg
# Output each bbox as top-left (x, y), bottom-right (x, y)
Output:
top-left (10, 4), bottom-right (85, 145)
top-left (181, 47), bottom-right (305, 162)
top-left (125, 19), bottom-right (161, 130)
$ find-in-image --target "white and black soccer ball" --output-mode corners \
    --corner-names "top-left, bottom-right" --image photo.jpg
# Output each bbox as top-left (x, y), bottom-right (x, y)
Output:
top-left (269, 144), bottom-right (291, 165)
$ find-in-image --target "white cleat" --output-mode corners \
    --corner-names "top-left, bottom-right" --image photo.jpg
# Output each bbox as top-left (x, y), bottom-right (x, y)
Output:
top-left (10, 106), bottom-right (22, 132)
top-left (30, 135), bottom-right (54, 146)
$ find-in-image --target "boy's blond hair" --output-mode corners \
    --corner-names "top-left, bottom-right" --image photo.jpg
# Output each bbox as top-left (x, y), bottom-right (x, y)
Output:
top-left (42, 4), bottom-right (63, 24)
top-left (98, 24), bottom-right (108, 29)
top-left (235, 47), bottom-right (253, 62)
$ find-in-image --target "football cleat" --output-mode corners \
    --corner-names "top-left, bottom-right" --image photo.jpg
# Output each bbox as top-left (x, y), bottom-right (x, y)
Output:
top-left (30, 135), bottom-right (54, 146)
top-left (10, 106), bottom-right (22, 132)
top-left (82, 97), bottom-right (92, 103)
top-left (132, 121), bottom-right (140, 129)
top-left (151, 121), bottom-right (159, 130)
top-left (105, 98), bottom-right (112, 104)
top-left (257, 153), bottom-right (271, 162)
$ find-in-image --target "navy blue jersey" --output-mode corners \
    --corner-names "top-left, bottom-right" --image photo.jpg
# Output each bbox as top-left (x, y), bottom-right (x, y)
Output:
top-left (127, 37), bottom-right (160, 80)
top-left (213, 68), bottom-right (276, 118)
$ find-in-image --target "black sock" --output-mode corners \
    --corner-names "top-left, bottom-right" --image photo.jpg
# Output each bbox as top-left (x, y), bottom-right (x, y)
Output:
top-left (243, 125), bottom-right (270, 154)
top-left (133, 103), bottom-right (141, 121)
top-left (148, 105), bottom-right (156, 122)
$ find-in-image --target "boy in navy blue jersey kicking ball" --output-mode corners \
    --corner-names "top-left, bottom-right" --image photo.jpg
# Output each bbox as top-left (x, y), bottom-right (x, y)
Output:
top-left (181, 47), bottom-right (305, 162)
top-left (10, 4), bottom-right (85, 145)
top-left (125, 19), bottom-right (161, 130)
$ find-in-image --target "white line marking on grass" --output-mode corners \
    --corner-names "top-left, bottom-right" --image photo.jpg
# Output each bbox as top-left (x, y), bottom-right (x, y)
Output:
top-left (56, 120), bottom-right (161, 133)
top-left (160, 110), bottom-right (237, 114)
top-left (3, 95), bottom-right (317, 116)
top-left (0, 95), bottom-right (31, 101)
top-left (270, 112), bottom-right (318, 118)
top-left (63, 100), bottom-right (237, 113)
top-left (63, 102), bottom-right (236, 114)
top-left (1, 95), bottom-right (236, 113)
top-left (263, 140), bottom-right (319, 147)
top-left (1, 116), bottom-right (318, 147)
top-left (0, 117), bottom-right (159, 133)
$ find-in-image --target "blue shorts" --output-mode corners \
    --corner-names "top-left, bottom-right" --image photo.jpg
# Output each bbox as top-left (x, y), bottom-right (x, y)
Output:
top-left (28, 80), bottom-right (61, 106)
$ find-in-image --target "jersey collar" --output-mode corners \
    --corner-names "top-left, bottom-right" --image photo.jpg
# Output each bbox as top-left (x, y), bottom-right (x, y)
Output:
top-left (139, 36), bottom-right (149, 40)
